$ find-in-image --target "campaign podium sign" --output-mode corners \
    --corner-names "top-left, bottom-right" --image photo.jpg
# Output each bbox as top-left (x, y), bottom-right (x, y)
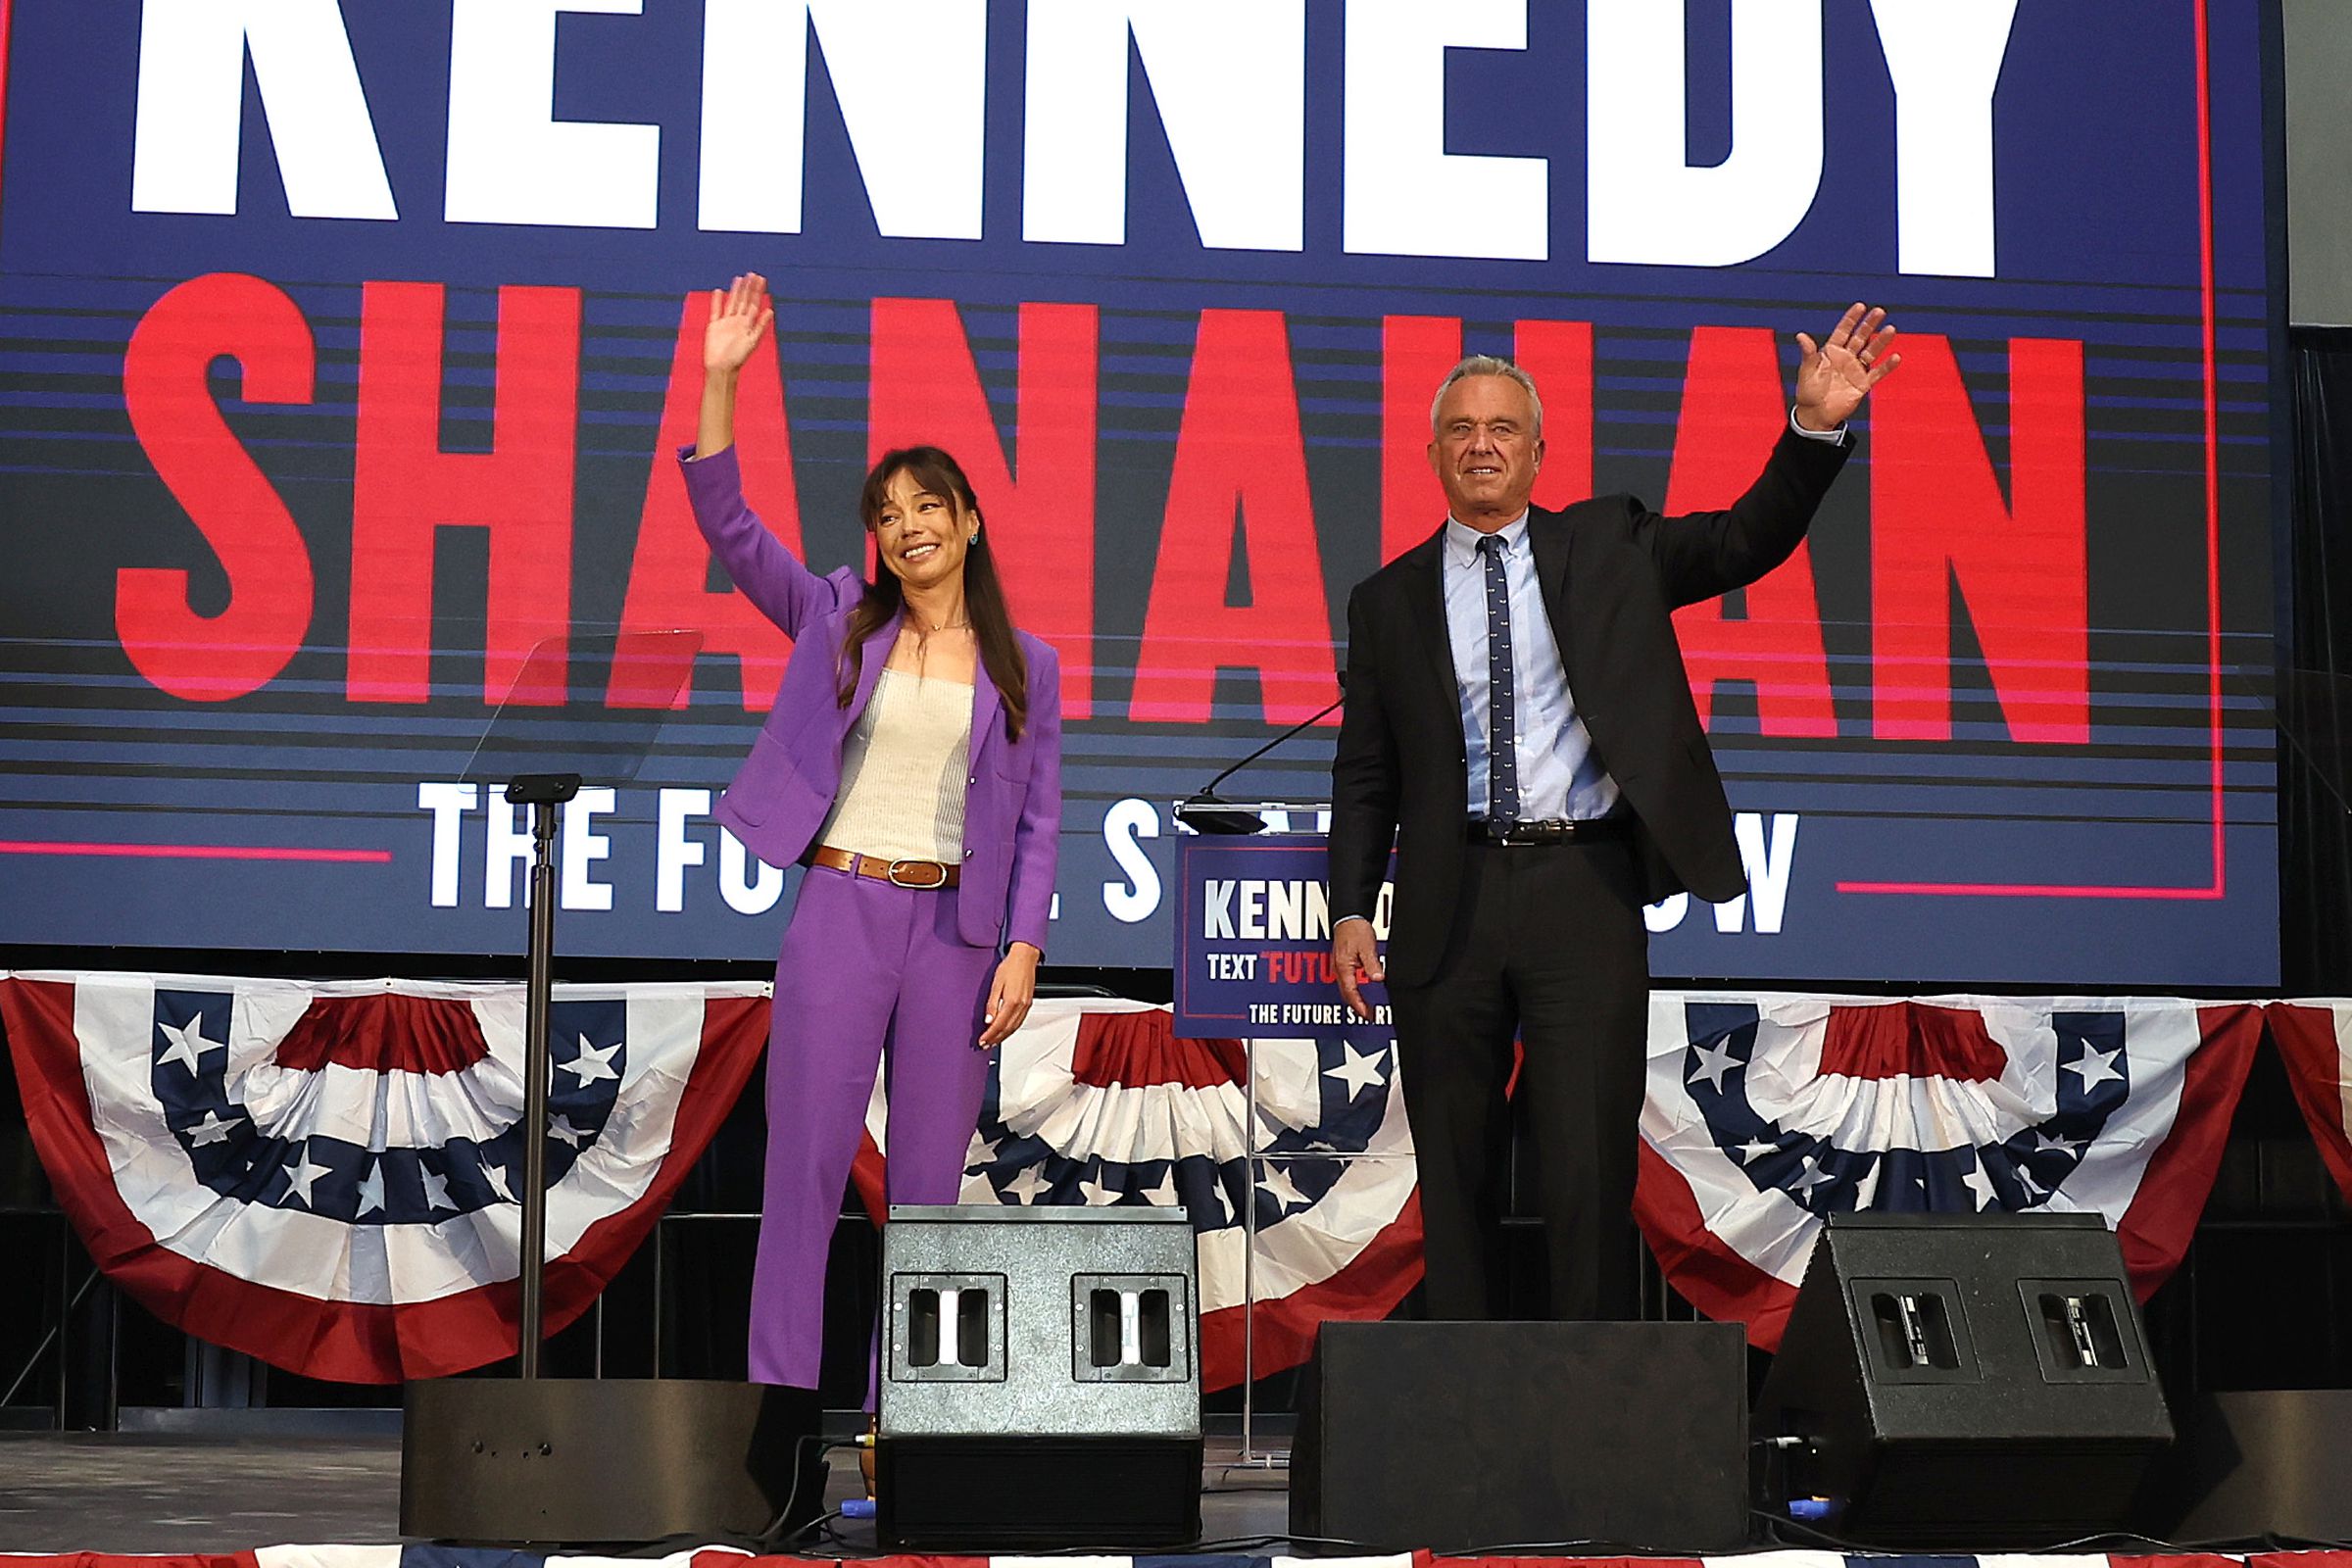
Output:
top-left (1172, 832), bottom-right (1395, 1041)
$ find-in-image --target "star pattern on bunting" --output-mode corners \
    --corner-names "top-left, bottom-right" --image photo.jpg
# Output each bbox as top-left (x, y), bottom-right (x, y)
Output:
top-left (563, 1034), bottom-right (621, 1088)
top-left (1688, 1039), bottom-right (1742, 1093)
top-left (1323, 1041), bottom-right (1389, 1100)
top-left (157, 1016), bottom-right (221, 1076)
top-left (184, 1109), bottom-right (240, 1148)
top-left (283, 1149), bottom-right (331, 1208)
top-left (1001, 1165), bottom-right (1053, 1204)
top-left (1256, 1162), bottom-right (1308, 1214)
top-left (355, 1160), bottom-right (387, 1217)
top-left (1785, 1153), bottom-right (1835, 1201)
top-left (2065, 1042), bottom-right (2125, 1092)
top-left (1960, 1153), bottom-right (1998, 1211)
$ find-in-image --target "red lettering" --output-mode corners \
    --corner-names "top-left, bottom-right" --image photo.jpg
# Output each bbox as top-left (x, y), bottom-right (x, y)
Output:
top-left (1381, 315), bottom-right (1459, 563)
top-left (867, 299), bottom-right (1099, 718)
top-left (1870, 335), bottom-right (2088, 743)
top-left (349, 283), bottom-right (579, 704)
top-left (117, 273), bottom-right (317, 701)
top-left (1131, 310), bottom-right (1341, 725)
top-left (1666, 326), bottom-right (1838, 737)
top-left (1514, 318), bottom-right (1592, 510)
top-left (610, 291), bottom-right (803, 710)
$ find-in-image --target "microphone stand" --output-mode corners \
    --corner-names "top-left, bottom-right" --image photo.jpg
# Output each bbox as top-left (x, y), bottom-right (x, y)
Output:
top-left (1174, 683), bottom-right (1347, 835)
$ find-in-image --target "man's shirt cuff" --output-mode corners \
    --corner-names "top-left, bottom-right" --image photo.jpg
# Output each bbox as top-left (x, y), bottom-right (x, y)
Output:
top-left (1788, 405), bottom-right (1848, 444)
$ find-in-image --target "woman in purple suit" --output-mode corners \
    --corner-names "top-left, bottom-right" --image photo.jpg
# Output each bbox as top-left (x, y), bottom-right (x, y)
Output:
top-left (683, 272), bottom-right (1061, 1390)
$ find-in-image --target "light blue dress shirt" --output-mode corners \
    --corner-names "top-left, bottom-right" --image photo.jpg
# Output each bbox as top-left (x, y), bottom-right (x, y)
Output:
top-left (1443, 512), bottom-right (1619, 821)
top-left (1441, 409), bottom-right (1844, 823)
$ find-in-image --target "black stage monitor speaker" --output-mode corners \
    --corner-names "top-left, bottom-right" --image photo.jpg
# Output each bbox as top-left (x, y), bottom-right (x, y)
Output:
top-left (1290, 1319), bottom-right (1750, 1553)
top-left (1752, 1210), bottom-right (2172, 1548)
top-left (401, 1378), bottom-right (824, 1544)
top-left (875, 1203), bottom-right (1202, 1549)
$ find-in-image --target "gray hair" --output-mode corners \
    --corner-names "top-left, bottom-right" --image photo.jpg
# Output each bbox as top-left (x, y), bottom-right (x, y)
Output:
top-left (1430, 355), bottom-right (1544, 439)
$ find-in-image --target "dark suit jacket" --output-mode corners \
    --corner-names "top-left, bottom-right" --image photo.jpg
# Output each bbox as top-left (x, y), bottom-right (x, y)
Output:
top-left (1328, 422), bottom-right (1851, 989)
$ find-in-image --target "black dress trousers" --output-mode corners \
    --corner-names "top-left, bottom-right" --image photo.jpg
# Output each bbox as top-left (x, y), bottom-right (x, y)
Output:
top-left (1386, 834), bottom-right (1651, 1321)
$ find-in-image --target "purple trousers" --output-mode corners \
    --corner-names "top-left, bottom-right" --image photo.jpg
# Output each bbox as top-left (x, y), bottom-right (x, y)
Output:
top-left (748, 861), bottom-right (999, 1390)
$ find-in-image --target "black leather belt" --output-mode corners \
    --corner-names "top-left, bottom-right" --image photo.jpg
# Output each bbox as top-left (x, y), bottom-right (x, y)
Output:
top-left (1467, 816), bottom-right (1627, 846)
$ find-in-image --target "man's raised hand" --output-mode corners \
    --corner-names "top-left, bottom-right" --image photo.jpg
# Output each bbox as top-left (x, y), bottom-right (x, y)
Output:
top-left (1793, 302), bottom-right (1899, 431)
top-left (704, 271), bottom-right (773, 377)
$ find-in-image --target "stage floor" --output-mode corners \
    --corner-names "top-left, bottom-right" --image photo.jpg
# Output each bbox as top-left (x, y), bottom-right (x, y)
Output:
top-left (0, 1430), bottom-right (1292, 1555)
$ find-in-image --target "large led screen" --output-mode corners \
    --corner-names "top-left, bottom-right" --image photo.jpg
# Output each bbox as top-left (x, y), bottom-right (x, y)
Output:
top-left (0, 1), bottom-right (2279, 985)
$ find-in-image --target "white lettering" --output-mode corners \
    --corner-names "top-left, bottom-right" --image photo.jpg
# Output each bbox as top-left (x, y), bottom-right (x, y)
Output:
top-left (131, 0), bottom-right (397, 219)
top-left (485, 797), bottom-right (534, 910)
top-left (1102, 798), bottom-right (1163, 924)
top-left (1643, 892), bottom-right (1690, 934)
top-left (445, 0), bottom-right (661, 229)
top-left (1711, 810), bottom-right (1800, 933)
top-left (1871, 0), bottom-right (2018, 277)
top-left (1266, 879), bottom-right (1304, 940)
top-left (1202, 878), bottom-right (1237, 940)
top-left (719, 827), bottom-right (784, 914)
top-left (1344, 0), bottom-right (1546, 260)
top-left (656, 788), bottom-right (710, 913)
top-left (1025, 0), bottom-right (1305, 250)
top-left (559, 787), bottom-right (615, 911)
top-left (1737, 810), bottom-right (1800, 934)
top-left (1239, 879), bottom-right (1266, 940)
top-left (700, 0), bottom-right (985, 237)
top-left (416, 782), bottom-right (477, 908)
top-left (1586, 0), bottom-right (1824, 268)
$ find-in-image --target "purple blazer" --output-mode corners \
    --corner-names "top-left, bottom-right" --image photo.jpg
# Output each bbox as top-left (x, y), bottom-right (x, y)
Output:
top-left (680, 445), bottom-right (1061, 953)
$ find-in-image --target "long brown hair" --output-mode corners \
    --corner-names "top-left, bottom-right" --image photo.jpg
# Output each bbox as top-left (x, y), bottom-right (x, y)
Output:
top-left (837, 446), bottom-right (1029, 740)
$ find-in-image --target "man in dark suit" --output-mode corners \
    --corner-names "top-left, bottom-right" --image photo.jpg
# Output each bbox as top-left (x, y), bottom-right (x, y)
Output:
top-left (1328, 304), bottom-right (1899, 1321)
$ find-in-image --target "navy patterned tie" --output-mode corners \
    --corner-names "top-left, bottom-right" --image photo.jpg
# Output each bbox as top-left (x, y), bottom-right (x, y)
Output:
top-left (1477, 535), bottom-right (1520, 825)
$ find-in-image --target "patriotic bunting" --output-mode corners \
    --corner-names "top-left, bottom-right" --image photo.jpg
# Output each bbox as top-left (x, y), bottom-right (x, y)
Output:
top-left (15, 973), bottom-right (2348, 1387)
top-left (2262, 1002), bottom-right (2352, 1204)
top-left (10, 1545), bottom-right (2352, 1568)
top-left (1635, 993), bottom-right (2266, 1349)
top-left (0, 972), bottom-right (768, 1383)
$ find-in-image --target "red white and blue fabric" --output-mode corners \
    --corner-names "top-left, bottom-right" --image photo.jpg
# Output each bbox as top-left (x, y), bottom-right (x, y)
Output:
top-left (2263, 1001), bottom-right (2352, 1205)
top-left (1635, 992), bottom-right (2265, 1349)
top-left (851, 998), bottom-right (1423, 1392)
top-left (19, 1544), bottom-right (2352, 1568)
top-left (0, 972), bottom-right (768, 1384)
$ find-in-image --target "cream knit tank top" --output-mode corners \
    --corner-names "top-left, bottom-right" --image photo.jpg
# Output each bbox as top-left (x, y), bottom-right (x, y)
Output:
top-left (813, 666), bottom-right (973, 863)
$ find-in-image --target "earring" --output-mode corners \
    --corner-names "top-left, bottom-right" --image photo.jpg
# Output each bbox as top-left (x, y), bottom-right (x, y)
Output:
top-left (968, 533), bottom-right (979, 544)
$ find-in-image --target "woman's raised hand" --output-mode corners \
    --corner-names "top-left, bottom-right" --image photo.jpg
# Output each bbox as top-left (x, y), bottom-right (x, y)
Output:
top-left (704, 272), bottom-right (773, 376)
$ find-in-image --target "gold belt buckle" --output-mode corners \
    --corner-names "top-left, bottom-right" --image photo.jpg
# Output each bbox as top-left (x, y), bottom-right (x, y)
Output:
top-left (885, 858), bottom-right (947, 889)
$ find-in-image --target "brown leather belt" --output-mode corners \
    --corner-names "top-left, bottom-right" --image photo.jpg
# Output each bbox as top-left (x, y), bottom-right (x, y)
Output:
top-left (807, 845), bottom-right (960, 888)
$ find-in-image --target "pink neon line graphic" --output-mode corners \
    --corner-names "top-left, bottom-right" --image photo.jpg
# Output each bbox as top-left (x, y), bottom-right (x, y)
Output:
top-left (0, 842), bottom-right (394, 864)
top-left (1839, 0), bottom-right (2230, 903)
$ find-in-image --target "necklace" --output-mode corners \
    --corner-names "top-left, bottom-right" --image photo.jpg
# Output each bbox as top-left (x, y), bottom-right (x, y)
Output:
top-left (908, 614), bottom-right (970, 640)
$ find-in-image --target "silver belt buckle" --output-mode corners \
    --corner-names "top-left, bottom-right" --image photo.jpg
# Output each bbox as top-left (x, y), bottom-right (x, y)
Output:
top-left (885, 858), bottom-right (947, 889)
